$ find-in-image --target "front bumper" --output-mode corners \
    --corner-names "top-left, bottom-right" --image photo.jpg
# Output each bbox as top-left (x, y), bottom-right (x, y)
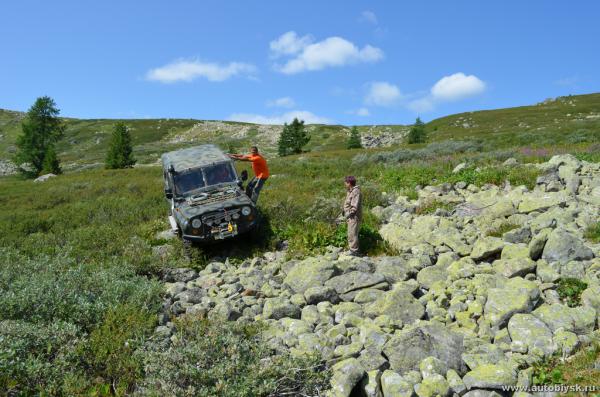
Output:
top-left (181, 218), bottom-right (259, 242)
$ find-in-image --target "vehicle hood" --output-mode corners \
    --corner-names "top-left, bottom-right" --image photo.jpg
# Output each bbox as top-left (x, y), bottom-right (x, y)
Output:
top-left (175, 186), bottom-right (253, 219)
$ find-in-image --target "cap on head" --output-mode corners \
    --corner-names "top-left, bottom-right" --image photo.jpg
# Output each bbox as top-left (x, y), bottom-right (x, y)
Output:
top-left (250, 146), bottom-right (258, 153)
top-left (344, 175), bottom-right (356, 186)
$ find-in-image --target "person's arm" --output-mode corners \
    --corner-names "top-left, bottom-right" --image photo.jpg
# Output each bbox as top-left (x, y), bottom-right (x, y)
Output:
top-left (346, 190), bottom-right (360, 218)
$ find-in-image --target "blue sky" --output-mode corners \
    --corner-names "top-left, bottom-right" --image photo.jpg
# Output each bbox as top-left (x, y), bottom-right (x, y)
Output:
top-left (2, 1), bottom-right (599, 125)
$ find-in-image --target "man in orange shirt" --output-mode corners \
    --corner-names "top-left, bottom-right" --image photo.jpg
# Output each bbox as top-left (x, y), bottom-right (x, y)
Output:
top-left (228, 146), bottom-right (270, 203)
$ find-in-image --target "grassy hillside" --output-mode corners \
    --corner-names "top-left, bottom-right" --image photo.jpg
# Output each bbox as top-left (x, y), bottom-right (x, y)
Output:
top-left (1, 92), bottom-right (598, 172)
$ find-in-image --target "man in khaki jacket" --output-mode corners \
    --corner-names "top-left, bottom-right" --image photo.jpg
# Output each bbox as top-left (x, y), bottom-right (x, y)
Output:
top-left (343, 176), bottom-right (362, 256)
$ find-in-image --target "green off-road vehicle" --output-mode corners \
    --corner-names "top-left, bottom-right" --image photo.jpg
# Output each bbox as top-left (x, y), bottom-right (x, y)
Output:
top-left (161, 144), bottom-right (259, 245)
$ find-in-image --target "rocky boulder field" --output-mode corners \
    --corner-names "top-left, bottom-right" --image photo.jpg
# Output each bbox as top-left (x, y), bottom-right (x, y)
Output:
top-left (155, 154), bottom-right (599, 397)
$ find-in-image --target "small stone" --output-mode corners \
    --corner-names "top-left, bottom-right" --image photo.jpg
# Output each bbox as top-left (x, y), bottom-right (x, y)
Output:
top-left (304, 286), bottom-right (339, 305)
top-left (420, 356), bottom-right (448, 378)
top-left (463, 363), bottom-right (517, 390)
top-left (471, 237), bottom-right (504, 261)
top-left (263, 297), bottom-right (300, 320)
top-left (380, 370), bottom-right (414, 397)
top-left (329, 358), bottom-right (366, 397)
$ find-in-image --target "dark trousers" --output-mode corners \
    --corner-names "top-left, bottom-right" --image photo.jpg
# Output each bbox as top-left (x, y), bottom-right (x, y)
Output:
top-left (246, 177), bottom-right (267, 203)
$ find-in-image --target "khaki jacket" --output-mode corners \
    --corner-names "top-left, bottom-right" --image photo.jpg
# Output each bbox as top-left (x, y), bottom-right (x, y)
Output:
top-left (343, 186), bottom-right (362, 221)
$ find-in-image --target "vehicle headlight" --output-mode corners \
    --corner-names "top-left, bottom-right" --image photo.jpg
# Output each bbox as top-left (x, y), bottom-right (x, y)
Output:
top-left (191, 218), bottom-right (202, 228)
top-left (232, 213), bottom-right (240, 220)
top-left (241, 206), bottom-right (251, 216)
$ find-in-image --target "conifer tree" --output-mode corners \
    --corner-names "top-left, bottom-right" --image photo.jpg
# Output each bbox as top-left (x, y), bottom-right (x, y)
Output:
top-left (278, 118), bottom-right (310, 156)
top-left (407, 117), bottom-right (427, 144)
top-left (347, 126), bottom-right (362, 149)
top-left (105, 122), bottom-right (136, 169)
top-left (15, 96), bottom-right (65, 176)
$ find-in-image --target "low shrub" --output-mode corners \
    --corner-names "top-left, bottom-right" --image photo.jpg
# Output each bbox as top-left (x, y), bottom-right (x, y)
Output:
top-left (0, 249), bottom-right (161, 330)
top-left (584, 221), bottom-right (600, 243)
top-left (0, 320), bottom-right (81, 395)
top-left (557, 278), bottom-right (588, 307)
top-left (137, 317), bottom-right (330, 397)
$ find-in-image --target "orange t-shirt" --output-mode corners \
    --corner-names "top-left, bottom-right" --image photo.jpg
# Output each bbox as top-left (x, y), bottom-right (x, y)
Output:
top-left (245, 154), bottom-right (269, 179)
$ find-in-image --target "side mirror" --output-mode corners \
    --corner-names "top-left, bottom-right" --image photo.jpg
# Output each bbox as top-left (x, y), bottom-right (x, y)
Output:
top-left (240, 170), bottom-right (248, 182)
top-left (165, 188), bottom-right (173, 199)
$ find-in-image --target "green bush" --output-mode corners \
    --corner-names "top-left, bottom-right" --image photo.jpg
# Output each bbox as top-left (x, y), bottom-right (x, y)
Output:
top-left (585, 221), bottom-right (600, 243)
top-left (138, 318), bottom-right (330, 397)
top-left (80, 305), bottom-right (156, 395)
top-left (0, 320), bottom-right (81, 395)
top-left (557, 278), bottom-right (588, 307)
top-left (0, 249), bottom-right (161, 330)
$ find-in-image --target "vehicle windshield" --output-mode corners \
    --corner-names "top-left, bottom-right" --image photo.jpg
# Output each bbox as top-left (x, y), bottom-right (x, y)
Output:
top-left (204, 163), bottom-right (236, 186)
top-left (174, 168), bottom-right (206, 195)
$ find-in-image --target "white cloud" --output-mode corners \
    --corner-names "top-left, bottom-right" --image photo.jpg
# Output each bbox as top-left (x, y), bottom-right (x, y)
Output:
top-left (146, 59), bottom-right (256, 83)
top-left (356, 107), bottom-right (370, 116)
top-left (407, 98), bottom-right (434, 113)
top-left (266, 97), bottom-right (296, 108)
top-left (365, 82), bottom-right (402, 106)
top-left (430, 72), bottom-right (486, 101)
top-left (554, 76), bottom-right (578, 87)
top-left (269, 31), bottom-right (313, 57)
top-left (271, 32), bottom-right (384, 74)
top-left (360, 11), bottom-right (378, 25)
top-left (346, 108), bottom-right (371, 116)
top-left (229, 110), bottom-right (331, 125)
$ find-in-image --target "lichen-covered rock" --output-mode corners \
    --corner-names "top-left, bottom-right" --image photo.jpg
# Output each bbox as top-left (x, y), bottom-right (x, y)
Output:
top-left (304, 286), bottom-right (338, 305)
top-left (518, 191), bottom-right (568, 213)
top-left (507, 313), bottom-right (556, 356)
top-left (360, 370), bottom-right (383, 397)
top-left (581, 284), bottom-right (600, 312)
top-left (373, 257), bottom-right (414, 283)
top-left (446, 369), bottom-right (466, 396)
top-left (262, 297), bottom-right (300, 320)
top-left (420, 356), bottom-right (448, 378)
top-left (492, 258), bottom-right (536, 278)
top-left (329, 358), bottom-right (366, 397)
top-left (414, 374), bottom-right (450, 397)
top-left (471, 237), bottom-right (504, 261)
top-left (462, 363), bottom-right (517, 390)
top-left (542, 228), bottom-right (594, 264)
top-left (283, 257), bottom-right (338, 293)
top-left (417, 264), bottom-right (449, 289)
top-left (364, 286), bottom-right (425, 324)
top-left (484, 277), bottom-right (540, 328)
top-left (383, 322), bottom-right (466, 375)
top-left (528, 228), bottom-right (550, 260)
top-left (380, 370), bottom-right (414, 397)
top-left (325, 271), bottom-right (386, 295)
top-left (461, 342), bottom-right (506, 370)
top-left (532, 304), bottom-right (596, 335)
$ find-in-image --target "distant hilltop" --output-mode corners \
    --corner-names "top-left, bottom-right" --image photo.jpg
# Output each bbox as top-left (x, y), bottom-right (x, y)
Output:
top-left (0, 92), bottom-right (599, 174)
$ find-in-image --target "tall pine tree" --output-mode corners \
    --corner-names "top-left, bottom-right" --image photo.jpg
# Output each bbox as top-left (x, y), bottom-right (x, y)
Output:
top-left (347, 126), bottom-right (362, 149)
top-left (105, 122), bottom-right (136, 169)
top-left (407, 117), bottom-right (427, 144)
top-left (278, 123), bottom-right (293, 156)
top-left (15, 96), bottom-right (65, 177)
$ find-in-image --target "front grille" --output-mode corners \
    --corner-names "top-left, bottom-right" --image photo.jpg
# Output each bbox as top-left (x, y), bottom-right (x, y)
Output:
top-left (202, 208), bottom-right (241, 225)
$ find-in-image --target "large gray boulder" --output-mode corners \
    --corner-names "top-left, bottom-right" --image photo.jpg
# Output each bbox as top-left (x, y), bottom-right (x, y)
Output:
top-left (383, 322), bottom-right (467, 375)
top-left (462, 363), bottom-right (517, 390)
top-left (542, 228), bottom-right (594, 264)
top-left (283, 257), bottom-right (339, 294)
top-left (507, 313), bottom-right (556, 356)
top-left (325, 271), bottom-right (386, 295)
top-left (329, 358), bottom-right (366, 397)
top-left (364, 286), bottom-right (425, 324)
top-left (532, 304), bottom-right (596, 335)
top-left (484, 277), bottom-right (540, 328)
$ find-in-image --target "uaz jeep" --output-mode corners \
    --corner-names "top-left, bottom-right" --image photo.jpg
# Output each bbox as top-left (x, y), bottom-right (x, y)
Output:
top-left (161, 144), bottom-right (259, 243)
